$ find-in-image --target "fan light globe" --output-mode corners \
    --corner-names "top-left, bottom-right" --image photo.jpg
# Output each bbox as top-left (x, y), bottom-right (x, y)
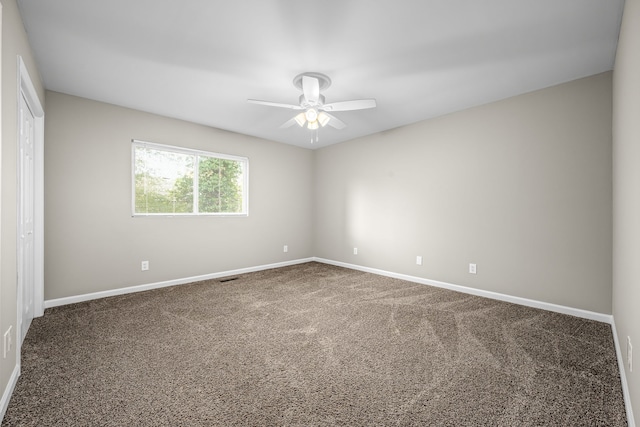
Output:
top-left (318, 112), bottom-right (330, 127)
top-left (307, 120), bottom-right (319, 130)
top-left (294, 113), bottom-right (306, 127)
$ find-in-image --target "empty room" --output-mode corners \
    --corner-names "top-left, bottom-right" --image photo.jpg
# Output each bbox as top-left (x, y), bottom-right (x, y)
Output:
top-left (1, 0), bottom-right (639, 425)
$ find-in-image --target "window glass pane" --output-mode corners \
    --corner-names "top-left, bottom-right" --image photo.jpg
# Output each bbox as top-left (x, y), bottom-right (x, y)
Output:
top-left (133, 141), bottom-right (248, 216)
top-left (134, 146), bottom-right (195, 214)
top-left (198, 157), bottom-right (244, 213)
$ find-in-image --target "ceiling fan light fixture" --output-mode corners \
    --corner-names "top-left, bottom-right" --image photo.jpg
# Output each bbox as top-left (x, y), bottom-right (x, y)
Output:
top-left (307, 120), bottom-right (319, 130)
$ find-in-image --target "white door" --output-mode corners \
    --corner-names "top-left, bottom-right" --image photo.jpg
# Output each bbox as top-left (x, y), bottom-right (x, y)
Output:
top-left (18, 92), bottom-right (36, 344)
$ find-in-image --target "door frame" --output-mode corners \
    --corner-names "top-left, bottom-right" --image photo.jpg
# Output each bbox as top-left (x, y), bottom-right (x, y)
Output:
top-left (16, 56), bottom-right (44, 351)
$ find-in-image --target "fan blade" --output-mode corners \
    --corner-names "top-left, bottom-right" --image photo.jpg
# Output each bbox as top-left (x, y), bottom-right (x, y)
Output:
top-left (247, 99), bottom-right (303, 110)
top-left (325, 113), bottom-right (347, 129)
top-left (280, 116), bottom-right (299, 128)
top-left (302, 75), bottom-right (320, 105)
top-left (323, 99), bottom-right (376, 112)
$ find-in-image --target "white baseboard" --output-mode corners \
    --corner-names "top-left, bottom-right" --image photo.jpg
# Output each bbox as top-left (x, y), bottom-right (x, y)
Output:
top-left (313, 257), bottom-right (613, 323)
top-left (44, 258), bottom-right (314, 309)
top-left (45, 256), bottom-right (611, 322)
top-left (0, 364), bottom-right (19, 424)
top-left (611, 319), bottom-right (636, 427)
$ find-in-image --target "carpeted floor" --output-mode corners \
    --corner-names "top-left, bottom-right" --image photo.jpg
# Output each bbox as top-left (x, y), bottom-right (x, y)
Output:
top-left (2, 262), bottom-right (627, 426)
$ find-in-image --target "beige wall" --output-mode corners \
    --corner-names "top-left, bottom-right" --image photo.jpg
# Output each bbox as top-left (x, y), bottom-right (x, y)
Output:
top-left (315, 72), bottom-right (613, 314)
top-left (0, 0), bottom-right (45, 411)
top-left (44, 91), bottom-right (314, 300)
top-left (613, 0), bottom-right (640, 419)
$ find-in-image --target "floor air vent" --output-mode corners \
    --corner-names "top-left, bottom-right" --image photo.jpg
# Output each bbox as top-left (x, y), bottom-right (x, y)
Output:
top-left (219, 277), bottom-right (239, 283)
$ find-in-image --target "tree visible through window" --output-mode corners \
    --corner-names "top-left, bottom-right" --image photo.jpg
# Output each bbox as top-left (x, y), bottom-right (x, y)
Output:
top-left (132, 141), bottom-right (248, 215)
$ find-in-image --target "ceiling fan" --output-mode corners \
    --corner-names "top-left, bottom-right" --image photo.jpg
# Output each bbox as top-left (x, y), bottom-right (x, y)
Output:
top-left (248, 72), bottom-right (376, 142)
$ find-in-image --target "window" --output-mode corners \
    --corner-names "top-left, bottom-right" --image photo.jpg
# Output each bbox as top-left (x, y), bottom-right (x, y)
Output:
top-left (132, 140), bottom-right (248, 216)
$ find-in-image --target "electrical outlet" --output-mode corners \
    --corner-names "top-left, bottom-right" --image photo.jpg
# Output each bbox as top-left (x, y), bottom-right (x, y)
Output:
top-left (628, 336), bottom-right (633, 372)
top-left (416, 256), bottom-right (423, 266)
top-left (141, 261), bottom-right (149, 271)
top-left (3, 326), bottom-right (12, 358)
top-left (353, 247), bottom-right (358, 255)
top-left (283, 245), bottom-right (288, 253)
top-left (469, 263), bottom-right (477, 274)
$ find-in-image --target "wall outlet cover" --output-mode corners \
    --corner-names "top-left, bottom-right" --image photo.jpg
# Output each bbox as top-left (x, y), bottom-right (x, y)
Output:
top-left (469, 263), bottom-right (477, 274)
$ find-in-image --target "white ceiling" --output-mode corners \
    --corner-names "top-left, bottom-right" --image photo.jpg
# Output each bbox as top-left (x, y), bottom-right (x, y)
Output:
top-left (17, 0), bottom-right (625, 149)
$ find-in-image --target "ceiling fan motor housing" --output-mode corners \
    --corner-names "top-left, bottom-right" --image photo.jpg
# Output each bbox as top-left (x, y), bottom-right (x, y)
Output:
top-left (299, 94), bottom-right (325, 108)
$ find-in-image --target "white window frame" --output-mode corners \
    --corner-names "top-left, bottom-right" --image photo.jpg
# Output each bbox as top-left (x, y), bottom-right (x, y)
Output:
top-left (131, 140), bottom-right (249, 217)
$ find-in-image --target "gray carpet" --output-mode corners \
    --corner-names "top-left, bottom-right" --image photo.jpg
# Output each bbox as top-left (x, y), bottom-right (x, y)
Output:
top-left (2, 262), bottom-right (627, 426)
